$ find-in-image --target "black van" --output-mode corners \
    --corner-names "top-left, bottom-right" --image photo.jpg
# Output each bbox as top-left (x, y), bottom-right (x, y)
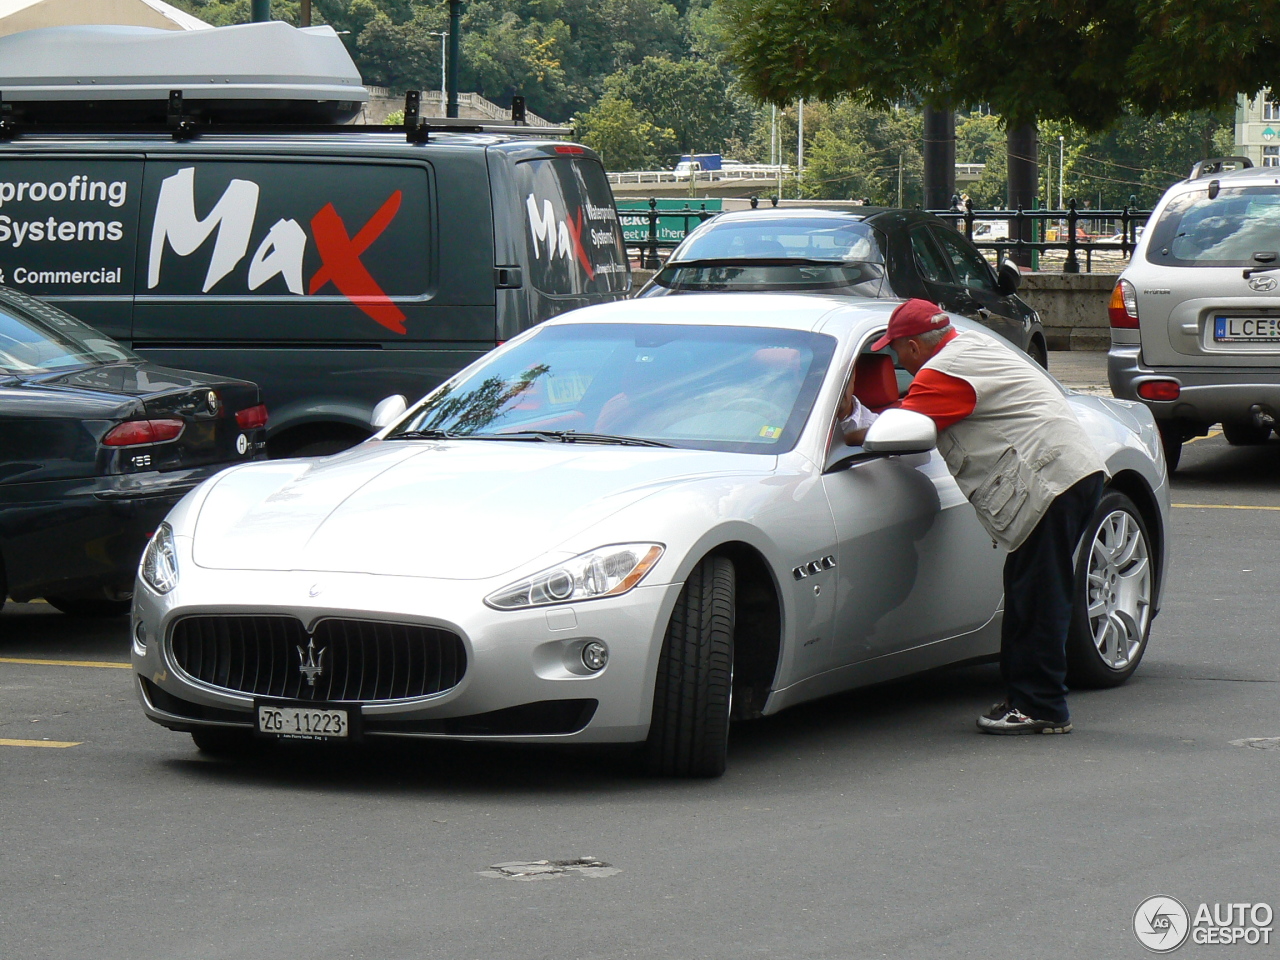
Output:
top-left (0, 130), bottom-right (630, 455)
top-left (0, 22), bottom-right (631, 455)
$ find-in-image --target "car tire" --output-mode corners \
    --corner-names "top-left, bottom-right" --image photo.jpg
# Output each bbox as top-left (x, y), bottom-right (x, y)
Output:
top-left (1221, 419), bottom-right (1271, 446)
top-left (191, 728), bottom-right (254, 755)
top-left (645, 555), bottom-right (735, 778)
top-left (1157, 423), bottom-right (1182, 473)
top-left (1028, 338), bottom-right (1048, 370)
top-left (1066, 490), bottom-right (1154, 689)
top-left (45, 596), bottom-right (131, 617)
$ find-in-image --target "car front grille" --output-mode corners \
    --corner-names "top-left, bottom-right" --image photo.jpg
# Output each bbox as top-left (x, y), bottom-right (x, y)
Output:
top-left (169, 616), bottom-right (466, 701)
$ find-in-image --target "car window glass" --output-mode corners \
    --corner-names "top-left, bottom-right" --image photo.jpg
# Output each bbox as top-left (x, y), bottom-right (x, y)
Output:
top-left (390, 323), bottom-right (836, 454)
top-left (930, 228), bottom-right (996, 291)
top-left (516, 157), bottom-right (629, 296)
top-left (652, 261), bottom-right (885, 296)
top-left (909, 229), bottom-right (952, 283)
top-left (0, 300), bottom-right (132, 374)
top-left (676, 219), bottom-right (884, 263)
top-left (1147, 186), bottom-right (1280, 267)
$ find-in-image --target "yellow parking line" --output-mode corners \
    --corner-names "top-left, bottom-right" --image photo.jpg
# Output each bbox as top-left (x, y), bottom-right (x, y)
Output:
top-left (0, 738), bottom-right (80, 748)
top-left (0, 657), bottom-right (130, 669)
top-left (1173, 503), bottom-right (1280, 511)
top-left (1184, 430), bottom-right (1222, 445)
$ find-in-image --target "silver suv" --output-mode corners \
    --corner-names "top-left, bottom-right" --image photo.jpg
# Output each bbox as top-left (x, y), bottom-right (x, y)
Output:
top-left (1108, 157), bottom-right (1280, 470)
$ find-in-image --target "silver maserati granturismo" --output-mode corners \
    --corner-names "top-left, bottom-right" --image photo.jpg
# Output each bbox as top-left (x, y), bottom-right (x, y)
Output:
top-left (131, 294), bottom-right (1169, 776)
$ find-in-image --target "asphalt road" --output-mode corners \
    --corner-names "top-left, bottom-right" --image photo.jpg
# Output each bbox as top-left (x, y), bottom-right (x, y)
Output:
top-left (2, 375), bottom-right (1278, 960)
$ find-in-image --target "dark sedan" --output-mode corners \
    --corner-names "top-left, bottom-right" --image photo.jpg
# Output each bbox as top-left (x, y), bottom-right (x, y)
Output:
top-left (0, 287), bottom-right (267, 616)
top-left (637, 207), bottom-right (1048, 367)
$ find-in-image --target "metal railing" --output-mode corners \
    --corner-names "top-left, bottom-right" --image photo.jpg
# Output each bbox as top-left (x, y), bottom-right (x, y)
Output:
top-left (622, 195), bottom-right (1155, 274)
top-left (925, 199), bottom-right (1153, 273)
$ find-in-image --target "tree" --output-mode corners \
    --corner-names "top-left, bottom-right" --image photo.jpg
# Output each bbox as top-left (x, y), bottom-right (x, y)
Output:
top-left (718, 0), bottom-right (1277, 132)
top-left (605, 56), bottom-right (754, 156)
top-left (575, 94), bottom-right (676, 171)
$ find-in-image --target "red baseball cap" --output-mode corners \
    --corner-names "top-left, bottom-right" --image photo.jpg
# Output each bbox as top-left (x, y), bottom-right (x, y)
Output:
top-left (870, 299), bottom-right (951, 352)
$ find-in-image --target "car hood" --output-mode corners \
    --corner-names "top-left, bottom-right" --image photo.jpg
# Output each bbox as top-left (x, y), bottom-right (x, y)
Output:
top-left (192, 439), bottom-right (773, 579)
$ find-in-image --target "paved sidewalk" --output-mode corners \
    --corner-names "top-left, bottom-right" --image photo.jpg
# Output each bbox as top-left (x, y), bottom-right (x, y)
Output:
top-left (1049, 349), bottom-right (1109, 396)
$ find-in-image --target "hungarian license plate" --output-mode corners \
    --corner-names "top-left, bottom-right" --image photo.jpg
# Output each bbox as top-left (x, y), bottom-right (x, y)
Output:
top-left (256, 702), bottom-right (350, 740)
top-left (1214, 316), bottom-right (1280, 342)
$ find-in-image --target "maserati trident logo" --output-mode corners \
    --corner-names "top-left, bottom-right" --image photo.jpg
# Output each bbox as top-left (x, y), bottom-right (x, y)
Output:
top-left (297, 637), bottom-right (326, 686)
top-left (1248, 275), bottom-right (1277, 292)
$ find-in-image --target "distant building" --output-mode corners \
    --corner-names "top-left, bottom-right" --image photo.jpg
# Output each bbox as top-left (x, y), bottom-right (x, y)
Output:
top-left (1236, 91), bottom-right (1280, 168)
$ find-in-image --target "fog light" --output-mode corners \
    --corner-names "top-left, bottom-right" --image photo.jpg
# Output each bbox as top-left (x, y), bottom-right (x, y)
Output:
top-left (581, 641), bottom-right (608, 672)
top-left (133, 621), bottom-right (147, 648)
top-left (1137, 379), bottom-right (1180, 401)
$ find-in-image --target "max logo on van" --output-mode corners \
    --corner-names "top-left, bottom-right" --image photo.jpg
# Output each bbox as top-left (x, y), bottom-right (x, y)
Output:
top-left (148, 167), bottom-right (408, 333)
top-left (526, 194), bottom-right (595, 281)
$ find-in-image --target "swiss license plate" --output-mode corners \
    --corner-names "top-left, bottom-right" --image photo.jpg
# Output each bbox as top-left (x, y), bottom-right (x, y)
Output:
top-left (1214, 316), bottom-right (1280, 342)
top-left (256, 703), bottom-right (349, 740)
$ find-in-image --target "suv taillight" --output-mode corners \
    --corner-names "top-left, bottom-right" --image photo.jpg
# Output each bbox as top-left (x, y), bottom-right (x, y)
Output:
top-left (235, 404), bottom-right (269, 429)
top-left (102, 419), bottom-right (184, 446)
top-left (1109, 279), bottom-right (1139, 328)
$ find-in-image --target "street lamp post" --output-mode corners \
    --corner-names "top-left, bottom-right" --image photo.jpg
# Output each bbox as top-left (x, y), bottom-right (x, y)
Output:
top-left (446, 0), bottom-right (463, 119)
top-left (427, 31), bottom-right (448, 115)
top-left (1058, 135), bottom-right (1065, 211)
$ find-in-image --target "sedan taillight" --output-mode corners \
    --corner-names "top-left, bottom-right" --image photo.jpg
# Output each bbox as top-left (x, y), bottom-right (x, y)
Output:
top-left (235, 404), bottom-right (269, 429)
top-left (102, 419), bottom-right (185, 446)
top-left (1108, 279), bottom-right (1139, 328)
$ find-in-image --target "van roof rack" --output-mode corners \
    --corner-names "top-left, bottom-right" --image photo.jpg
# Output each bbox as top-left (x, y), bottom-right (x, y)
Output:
top-left (1189, 156), bottom-right (1254, 179)
top-left (0, 90), bottom-right (575, 143)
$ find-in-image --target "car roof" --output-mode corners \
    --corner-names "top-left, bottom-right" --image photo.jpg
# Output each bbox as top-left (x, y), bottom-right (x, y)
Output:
top-left (540, 292), bottom-right (901, 335)
top-left (1174, 165), bottom-right (1280, 191)
top-left (704, 207), bottom-right (891, 223)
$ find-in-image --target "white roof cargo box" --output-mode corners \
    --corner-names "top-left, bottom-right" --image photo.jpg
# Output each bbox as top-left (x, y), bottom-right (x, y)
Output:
top-left (0, 21), bottom-right (368, 123)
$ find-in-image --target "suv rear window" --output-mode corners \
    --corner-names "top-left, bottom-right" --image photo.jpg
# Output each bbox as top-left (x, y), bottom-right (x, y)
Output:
top-left (1146, 185), bottom-right (1280, 267)
top-left (517, 157), bottom-right (628, 296)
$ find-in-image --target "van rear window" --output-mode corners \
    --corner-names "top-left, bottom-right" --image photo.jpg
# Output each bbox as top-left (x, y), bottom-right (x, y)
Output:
top-left (516, 157), bottom-right (628, 296)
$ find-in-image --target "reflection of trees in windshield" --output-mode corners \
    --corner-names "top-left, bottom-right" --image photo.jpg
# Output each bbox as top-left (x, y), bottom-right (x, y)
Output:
top-left (411, 364), bottom-right (551, 435)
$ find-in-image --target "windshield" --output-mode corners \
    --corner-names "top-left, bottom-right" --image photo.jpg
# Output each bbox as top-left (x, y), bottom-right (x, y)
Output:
top-left (0, 293), bottom-right (133, 375)
top-left (1147, 186), bottom-right (1280, 267)
top-left (389, 322), bottom-right (837, 454)
top-left (657, 218), bottom-right (886, 294)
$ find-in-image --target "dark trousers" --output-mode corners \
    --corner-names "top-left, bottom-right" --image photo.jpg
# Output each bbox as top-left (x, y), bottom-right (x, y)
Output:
top-left (1001, 472), bottom-right (1105, 723)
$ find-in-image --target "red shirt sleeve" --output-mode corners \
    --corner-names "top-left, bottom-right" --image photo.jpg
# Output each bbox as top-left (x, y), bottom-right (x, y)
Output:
top-left (896, 368), bottom-right (977, 431)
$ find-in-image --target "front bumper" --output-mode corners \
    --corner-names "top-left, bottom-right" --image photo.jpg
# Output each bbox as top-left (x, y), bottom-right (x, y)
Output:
top-left (131, 564), bottom-right (683, 745)
top-left (1108, 343), bottom-right (1280, 426)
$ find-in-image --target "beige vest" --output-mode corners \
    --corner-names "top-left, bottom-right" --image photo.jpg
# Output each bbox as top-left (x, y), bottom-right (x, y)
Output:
top-left (922, 330), bottom-right (1107, 551)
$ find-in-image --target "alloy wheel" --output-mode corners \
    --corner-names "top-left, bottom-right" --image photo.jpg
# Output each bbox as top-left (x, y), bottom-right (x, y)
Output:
top-left (1085, 509), bottom-right (1152, 670)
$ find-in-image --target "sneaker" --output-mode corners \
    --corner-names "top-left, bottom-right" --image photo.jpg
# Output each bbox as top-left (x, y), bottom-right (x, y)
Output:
top-left (977, 702), bottom-right (1072, 735)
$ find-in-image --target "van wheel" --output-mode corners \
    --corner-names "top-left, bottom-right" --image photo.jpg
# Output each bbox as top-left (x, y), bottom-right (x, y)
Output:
top-left (1157, 423), bottom-right (1182, 472)
top-left (1066, 491), bottom-right (1154, 688)
top-left (1222, 419), bottom-right (1271, 446)
top-left (645, 555), bottom-right (735, 778)
top-left (45, 596), bottom-right (131, 617)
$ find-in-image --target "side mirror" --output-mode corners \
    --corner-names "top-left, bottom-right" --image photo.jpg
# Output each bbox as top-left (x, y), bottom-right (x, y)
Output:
top-left (997, 258), bottom-right (1021, 295)
top-left (862, 408), bottom-right (937, 455)
top-left (370, 394), bottom-right (408, 430)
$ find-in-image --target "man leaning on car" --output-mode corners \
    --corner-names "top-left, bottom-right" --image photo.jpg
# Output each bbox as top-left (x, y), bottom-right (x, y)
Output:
top-left (842, 299), bottom-right (1107, 735)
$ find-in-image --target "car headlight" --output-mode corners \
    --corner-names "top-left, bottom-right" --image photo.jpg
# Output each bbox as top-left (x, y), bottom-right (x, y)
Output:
top-left (485, 543), bottom-right (664, 610)
top-left (140, 522), bottom-right (179, 594)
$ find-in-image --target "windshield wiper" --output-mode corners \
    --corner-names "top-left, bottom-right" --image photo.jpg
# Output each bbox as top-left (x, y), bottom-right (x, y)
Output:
top-left (385, 428), bottom-right (467, 440)
top-left (1243, 264), bottom-right (1280, 278)
top-left (496, 430), bottom-right (673, 447)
